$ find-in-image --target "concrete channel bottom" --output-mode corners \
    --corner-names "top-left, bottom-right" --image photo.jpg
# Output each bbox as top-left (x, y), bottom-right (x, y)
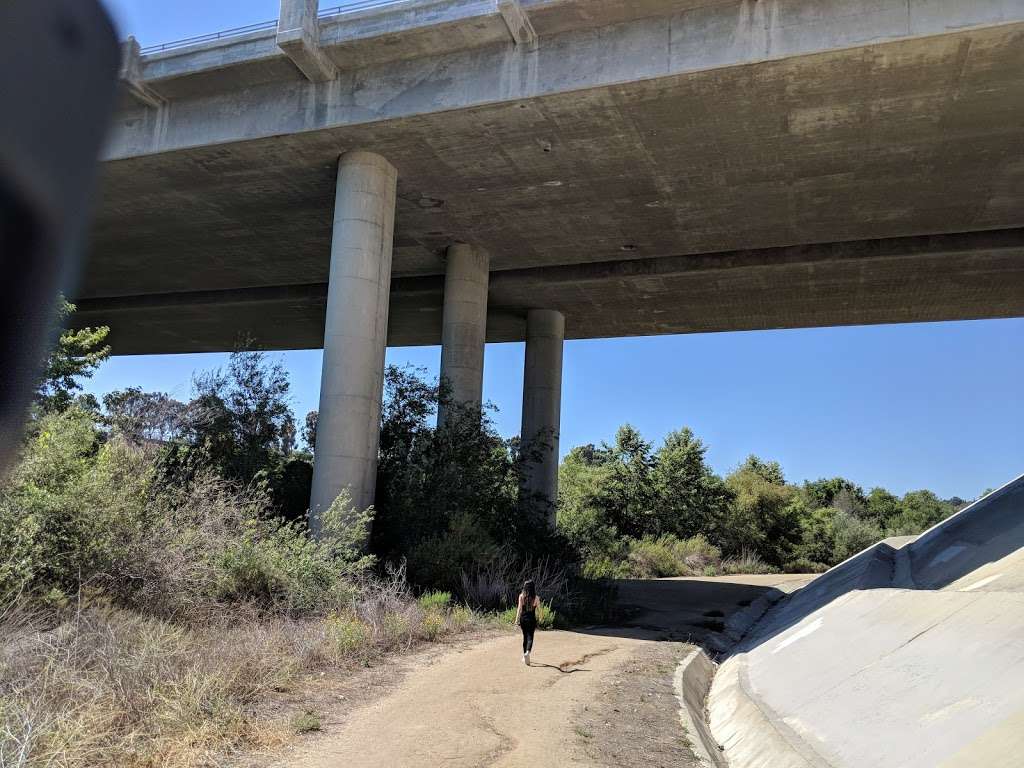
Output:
top-left (703, 475), bottom-right (1024, 768)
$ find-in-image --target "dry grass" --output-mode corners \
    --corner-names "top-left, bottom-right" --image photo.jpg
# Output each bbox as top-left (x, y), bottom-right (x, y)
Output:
top-left (459, 548), bottom-right (570, 611)
top-left (719, 550), bottom-right (778, 576)
top-left (0, 579), bottom-right (484, 768)
top-left (0, 419), bottom-right (493, 768)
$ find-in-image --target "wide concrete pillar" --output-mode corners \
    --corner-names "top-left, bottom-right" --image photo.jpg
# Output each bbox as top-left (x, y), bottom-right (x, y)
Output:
top-left (437, 244), bottom-right (489, 427)
top-left (310, 151), bottom-right (397, 532)
top-left (519, 309), bottom-right (565, 527)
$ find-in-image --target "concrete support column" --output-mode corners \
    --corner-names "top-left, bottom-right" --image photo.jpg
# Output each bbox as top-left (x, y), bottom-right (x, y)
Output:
top-left (310, 151), bottom-right (397, 532)
top-left (519, 309), bottom-right (565, 528)
top-left (437, 244), bottom-right (489, 427)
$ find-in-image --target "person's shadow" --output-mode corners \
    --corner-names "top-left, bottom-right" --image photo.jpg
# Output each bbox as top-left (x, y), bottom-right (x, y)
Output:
top-left (530, 662), bottom-right (591, 674)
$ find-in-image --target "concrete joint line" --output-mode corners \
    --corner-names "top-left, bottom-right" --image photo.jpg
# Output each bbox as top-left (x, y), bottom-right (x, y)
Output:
top-left (326, 275), bottom-right (384, 289)
top-left (497, 0), bottom-right (537, 47)
top-left (333, 217), bottom-right (386, 229)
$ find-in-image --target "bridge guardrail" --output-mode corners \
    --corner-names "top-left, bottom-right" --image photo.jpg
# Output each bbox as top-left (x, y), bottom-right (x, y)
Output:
top-left (140, 0), bottom-right (417, 55)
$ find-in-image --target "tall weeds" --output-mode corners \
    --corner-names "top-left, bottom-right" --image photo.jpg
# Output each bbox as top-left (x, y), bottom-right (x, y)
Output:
top-left (0, 413), bottom-right (486, 768)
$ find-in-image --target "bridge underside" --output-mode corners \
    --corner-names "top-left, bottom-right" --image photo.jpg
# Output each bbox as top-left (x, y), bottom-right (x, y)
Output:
top-left (77, 229), bottom-right (1024, 353)
top-left (79, 0), bottom-right (1024, 524)
top-left (75, 8), bottom-right (1024, 351)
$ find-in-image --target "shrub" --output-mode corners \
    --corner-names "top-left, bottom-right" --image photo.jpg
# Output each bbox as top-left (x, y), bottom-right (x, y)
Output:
top-left (496, 600), bottom-right (556, 630)
top-left (417, 591), bottom-right (451, 611)
top-left (783, 557), bottom-right (830, 574)
top-left (407, 513), bottom-right (498, 595)
top-left (830, 510), bottom-right (883, 563)
top-left (419, 610), bottom-right (447, 640)
top-left (292, 710), bottom-right (321, 734)
top-left (324, 613), bottom-right (373, 661)
top-left (0, 411), bottom-right (374, 620)
top-left (458, 547), bottom-right (569, 611)
top-left (581, 555), bottom-right (631, 580)
top-left (618, 534), bottom-right (724, 579)
top-left (448, 605), bottom-right (474, 631)
top-left (535, 600), bottom-right (556, 630)
top-left (372, 368), bottom-right (532, 587)
top-left (626, 536), bottom-right (681, 578)
top-left (720, 550), bottom-right (779, 575)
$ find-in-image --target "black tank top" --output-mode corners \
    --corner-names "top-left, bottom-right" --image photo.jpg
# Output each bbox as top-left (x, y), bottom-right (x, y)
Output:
top-left (521, 595), bottom-right (537, 623)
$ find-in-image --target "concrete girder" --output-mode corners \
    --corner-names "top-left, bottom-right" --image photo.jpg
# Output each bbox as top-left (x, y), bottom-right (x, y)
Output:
top-left (276, 0), bottom-right (338, 83)
top-left (119, 37), bottom-right (163, 109)
top-left (70, 228), bottom-right (1024, 355)
top-left (498, 0), bottom-right (537, 47)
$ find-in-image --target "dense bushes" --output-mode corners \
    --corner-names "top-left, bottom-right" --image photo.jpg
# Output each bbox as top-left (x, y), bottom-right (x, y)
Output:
top-left (579, 534), bottom-right (775, 580)
top-left (0, 407), bottom-right (488, 768)
top-left (369, 367), bottom-right (574, 610)
top-left (0, 408), bottom-right (369, 618)
top-left (558, 425), bottom-right (964, 577)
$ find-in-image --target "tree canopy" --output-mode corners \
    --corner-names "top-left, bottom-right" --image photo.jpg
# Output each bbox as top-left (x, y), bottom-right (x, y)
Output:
top-left (35, 298), bottom-right (110, 415)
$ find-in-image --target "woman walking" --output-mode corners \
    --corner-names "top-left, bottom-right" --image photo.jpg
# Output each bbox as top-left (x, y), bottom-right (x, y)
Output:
top-left (515, 579), bottom-right (540, 666)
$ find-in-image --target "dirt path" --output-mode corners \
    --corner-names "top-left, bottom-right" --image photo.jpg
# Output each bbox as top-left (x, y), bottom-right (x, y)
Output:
top-left (275, 575), bottom-right (809, 768)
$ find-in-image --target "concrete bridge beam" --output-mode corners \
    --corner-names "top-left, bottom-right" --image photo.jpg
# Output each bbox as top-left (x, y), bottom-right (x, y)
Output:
top-left (520, 309), bottom-right (565, 528)
top-left (437, 244), bottom-right (490, 427)
top-left (277, 0), bottom-right (337, 82)
top-left (118, 37), bottom-right (163, 109)
top-left (310, 150), bottom-right (397, 532)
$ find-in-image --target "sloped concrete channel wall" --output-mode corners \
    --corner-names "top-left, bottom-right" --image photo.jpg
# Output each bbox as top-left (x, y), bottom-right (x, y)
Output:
top-left (674, 579), bottom-right (807, 766)
top-left (706, 473), bottom-right (1024, 768)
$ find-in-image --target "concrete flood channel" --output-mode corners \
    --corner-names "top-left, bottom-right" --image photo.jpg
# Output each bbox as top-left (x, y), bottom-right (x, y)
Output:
top-left (273, 470), bottom-right (1024, 768)
top-left (579, 575), bottom-right (812, 767)
top-left (693, 474), bottom-right (1024, 768)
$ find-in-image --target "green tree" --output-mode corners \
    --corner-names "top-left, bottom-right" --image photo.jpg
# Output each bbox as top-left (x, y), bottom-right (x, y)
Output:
top-left (35, 298), bottom-right (110, 414)
top-left (600, 425), bottom-right (656, 540)
top-left (102, 387), bottom-right (187, 443)
top-left (557, 447), bottom-right (620, 563)
top-left (721, 464), bottom-right (802, 567)
top-left (738, 454), bottom-right (786, 485)
top-left (186, 349), bottom-right (294, 484)
top-left (886, 490), bottom-right (955, 536)
top-left (794, 506), bottom-right (837, 567)
top-left (370, 366), bottom-right (540, 591)
top-left (864, 487), bottom-right (901, 527)
top-left (649, 428), bottom-right (732, 539)
top-left (801, 477), bottom-right (866, 513)
top-left (831, 510), bottom-right (883, 562)
top-left (302, 410), bottom-right (318, 451)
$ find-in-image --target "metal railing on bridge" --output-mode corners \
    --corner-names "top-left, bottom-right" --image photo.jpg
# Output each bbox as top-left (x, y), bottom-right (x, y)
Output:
top-left (139, 0), bottom-right (418, 55)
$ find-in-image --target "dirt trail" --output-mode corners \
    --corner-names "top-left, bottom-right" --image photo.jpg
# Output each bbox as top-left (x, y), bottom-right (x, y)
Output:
top-left (277, 575), bottom-right (808, 768)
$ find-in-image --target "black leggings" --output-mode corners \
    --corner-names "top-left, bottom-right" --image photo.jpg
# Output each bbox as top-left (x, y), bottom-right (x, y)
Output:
top-left (521, 619), bottom-right (536, 653)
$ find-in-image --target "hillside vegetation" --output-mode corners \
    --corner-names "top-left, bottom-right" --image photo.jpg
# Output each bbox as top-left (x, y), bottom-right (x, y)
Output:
top-left (558, 426), bottom-right (965, 578)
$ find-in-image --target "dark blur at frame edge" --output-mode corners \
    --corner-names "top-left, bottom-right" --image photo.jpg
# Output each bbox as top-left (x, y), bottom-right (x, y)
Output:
top-left (0, 0), bottom-right (119, 476)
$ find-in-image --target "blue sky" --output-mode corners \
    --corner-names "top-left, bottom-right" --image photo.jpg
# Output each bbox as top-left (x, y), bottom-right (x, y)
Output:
top-left (90, 0), bottom-right (1024, 500)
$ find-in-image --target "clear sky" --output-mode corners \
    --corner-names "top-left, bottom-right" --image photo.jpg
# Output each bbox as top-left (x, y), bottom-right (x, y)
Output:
top-left (90, 0), bottom-right (1024, 500)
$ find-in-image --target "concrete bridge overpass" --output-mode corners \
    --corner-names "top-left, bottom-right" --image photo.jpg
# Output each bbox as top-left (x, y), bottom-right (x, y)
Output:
top-left (77, 0), bottom-right (1024, 522)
